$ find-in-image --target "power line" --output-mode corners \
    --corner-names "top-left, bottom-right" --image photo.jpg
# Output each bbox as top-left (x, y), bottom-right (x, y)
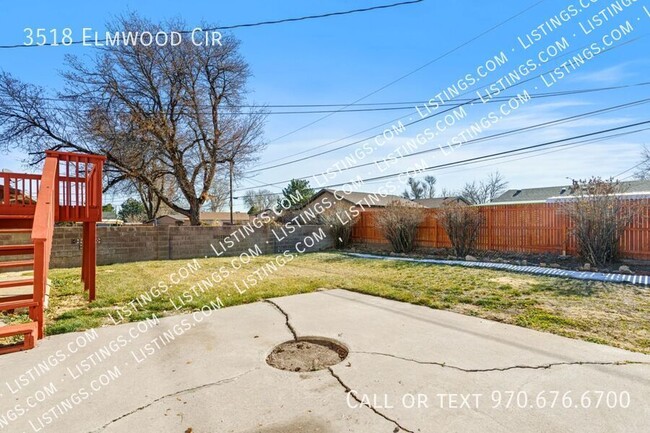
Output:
top-left (613, 161), bottom-right (646, 179)
top-left (233, 124), bottom-right (650, 198)
top-left (254, 34), bottom-right (645, 169)
top-left (321, 120), bottom-right (650, 189)
top-left (265, 0), bottom-right (546, 144)
top-left (0, 1), bottom-right (424, 49)
top-left (361, 128), bottom-right (650, 185)
top-left (301, 98), bottom-right (650, 177)
top-left (249, 76), bottom-right (650, 174)
top-left (38, 82), bottom-right (650, 115)
top-left (43, 85), bottom-right (638, 109)
top-left (237, 99), bottom-right (650, 191)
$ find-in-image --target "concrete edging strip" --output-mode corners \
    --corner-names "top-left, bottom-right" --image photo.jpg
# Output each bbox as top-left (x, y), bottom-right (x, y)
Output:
top-left (344, 253), bottom-right (650, 286)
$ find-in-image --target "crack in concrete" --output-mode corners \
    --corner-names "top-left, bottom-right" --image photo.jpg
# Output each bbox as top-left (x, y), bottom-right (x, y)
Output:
top-left (90, 368), bottom-right (257, 432)
top-left (264, 299), bottom-right (298, 341)
top-left (328, 367), bottom-right (415, 433)
top-left (353, 351), bottom-right (650, 373)
top-left (263, 299), bottom-right (412, 432)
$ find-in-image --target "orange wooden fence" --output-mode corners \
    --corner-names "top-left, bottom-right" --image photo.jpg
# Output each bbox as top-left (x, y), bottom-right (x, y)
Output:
top-left (351, 200), bottom-right (650, 260)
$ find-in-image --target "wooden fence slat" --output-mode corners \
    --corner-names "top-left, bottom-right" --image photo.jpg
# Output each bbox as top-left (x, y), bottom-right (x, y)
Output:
top-left (351, 201), bottom-right (650, 260)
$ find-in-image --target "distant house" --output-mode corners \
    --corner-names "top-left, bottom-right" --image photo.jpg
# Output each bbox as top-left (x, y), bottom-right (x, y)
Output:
top-left (0, 184), bottom-right (36, 205)
top-left (146, 214), bottom-right (188, 226)
top-left (311, 189), bottom-right (418, 208)
top-left (303, 188), bottom-right (418, 212)
top-left (145, 211), bottom-right (251, 226)
top-left (99, 210), bottom-right (122, 226)
top-left (492, 180), bottom-right (650, 205)
top-left (200, 212), bottom-right (251, 225)
top-left (414, 197), bottom-right (470, 208)
top-left (297, 188), bottom-right (420, 223)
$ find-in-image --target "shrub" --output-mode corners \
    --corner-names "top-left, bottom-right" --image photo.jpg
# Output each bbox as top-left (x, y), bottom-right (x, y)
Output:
top-left (374, 201), bottom-right (425, 253)
top-left (562, 177), bottom-right (635, 266)
top-left (437, 202), bottom-right (483, 257)
top-left (320, 202), bottom-right (359, 249)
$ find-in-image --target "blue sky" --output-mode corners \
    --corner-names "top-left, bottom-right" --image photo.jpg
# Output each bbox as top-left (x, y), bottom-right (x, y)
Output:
top-left (1, 0), bottom-right (649, 211)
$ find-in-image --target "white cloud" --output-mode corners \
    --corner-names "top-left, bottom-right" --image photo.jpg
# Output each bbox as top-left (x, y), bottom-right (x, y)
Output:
top-left (574, 63), bottom-right (634, 84)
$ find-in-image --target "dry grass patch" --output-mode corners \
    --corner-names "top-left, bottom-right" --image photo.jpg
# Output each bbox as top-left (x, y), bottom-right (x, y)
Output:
top-left (27, 252), bottom-right (650, 354)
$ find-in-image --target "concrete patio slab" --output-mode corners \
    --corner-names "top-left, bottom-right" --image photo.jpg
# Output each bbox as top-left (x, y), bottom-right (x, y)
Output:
top-left (0, 289), bottom-right (648, 433)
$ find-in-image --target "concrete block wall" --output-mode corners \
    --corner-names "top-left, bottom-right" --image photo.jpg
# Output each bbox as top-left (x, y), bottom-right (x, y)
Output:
top-left (0, 230), bottom-right (34, 271)
top-left (0, 224), bottom-right (332, 269)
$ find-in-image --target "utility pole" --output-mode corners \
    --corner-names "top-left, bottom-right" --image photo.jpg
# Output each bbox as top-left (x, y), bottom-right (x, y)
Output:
top-left (229, 159), bottom-right (234, 225)
top-left (216, 157), bottom-right (235, 225)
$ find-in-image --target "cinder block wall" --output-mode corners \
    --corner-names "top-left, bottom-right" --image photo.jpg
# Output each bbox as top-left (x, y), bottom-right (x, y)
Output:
top-left (0, 224), bottom-right (332, 269)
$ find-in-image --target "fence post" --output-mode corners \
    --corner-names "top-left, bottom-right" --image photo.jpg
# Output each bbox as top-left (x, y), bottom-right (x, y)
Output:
top-left (486, 207), bottom-right (493, 251)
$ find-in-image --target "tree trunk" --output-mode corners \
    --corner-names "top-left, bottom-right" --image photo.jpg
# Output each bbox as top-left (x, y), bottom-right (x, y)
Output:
top-left (188, 204), bottom-right (201, 226)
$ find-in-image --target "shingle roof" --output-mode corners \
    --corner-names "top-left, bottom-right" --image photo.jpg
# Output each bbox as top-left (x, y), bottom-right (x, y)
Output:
top-left (164, 214), bottom-right (188, 221)
top-left (492, 180), bottom-right (650, 204)
top-left (414, 197), bottom-right (470, 208)
top-left (151, 212), bottom-right (250, 222)
top-left (318, 189), bottom-right (420, 207)
top-left (200, 212), bottom-right (250, 221)
top-left (492, 185), bottom-right (572, 204)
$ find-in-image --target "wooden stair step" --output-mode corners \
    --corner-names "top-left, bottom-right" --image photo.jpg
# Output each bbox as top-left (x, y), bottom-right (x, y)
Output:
top-left (0, 321), bottom-right (37, 338)
top-left (0, 229), bottom-right (32, 234)
top-left (0, 322), bottom-right (37, 354)
top-left (0, 278), bottom-right (34, 289)
top-left (0, 294), bottom-right (33, 303)
top-left (0, 259), bottom-right (34, 270)
top-left (0, 299), bottom-right (38, 311)
top-left (0, 245), bottom-right (34, 256)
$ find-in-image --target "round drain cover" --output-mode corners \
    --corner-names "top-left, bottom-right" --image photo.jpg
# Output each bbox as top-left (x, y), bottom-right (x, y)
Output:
top-left (267, 337), bottom-right (349, 372)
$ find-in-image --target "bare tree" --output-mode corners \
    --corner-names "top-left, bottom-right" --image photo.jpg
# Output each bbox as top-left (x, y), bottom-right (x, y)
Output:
top-left (402, 178), bottom-right (425, 199)
top-left (374, 201), bottom-right (425, 253)
top-left (402, 176), bottom-right (436, 200)
top-left (461, 171), bottom-right (508, 204)
top-left (424, 175), bottom-right (437, 198)
top-left (207, 176), bottom-right (230, 212)
top-left (128, 172), bottom-right (179, 220)
top-left (562, 177), bottom-right (636, 266)
top-left (0, 15), bottom-right (266, 225)
top-left (438, 202), bottom-right (483, 257)
top-left (483, 171), bottom-right (508, 202)
top-left (460, 181), bottom-right (481, 205)
top-left (440, 187), bottom-right (456, 197)
top-left (243, 189), bottom-right (278, 214)
top-left (633, 144), bottom-right (650, 180)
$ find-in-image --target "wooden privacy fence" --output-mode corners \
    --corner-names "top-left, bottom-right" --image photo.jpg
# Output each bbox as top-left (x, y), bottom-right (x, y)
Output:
top-left (351, 200), bottom-right (650, 260)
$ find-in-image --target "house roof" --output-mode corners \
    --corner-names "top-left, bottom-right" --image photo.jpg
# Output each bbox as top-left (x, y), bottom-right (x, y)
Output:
top-left (200, 212), bottom-right (250, 221)
top-left (315, 189), bottom-right (420, 208)
top-left (151, 212), bottom-right (250, 222)
top-left (492, 180), bottom-right (650, 204)
top-left (162, 214), bottom-right (188, 221)
top-left (0, 184), bottom-right (36, 204)
top-left (414, 196), bottom-right (470, 208)
top-left (492, 185), bottom-right (572, 204)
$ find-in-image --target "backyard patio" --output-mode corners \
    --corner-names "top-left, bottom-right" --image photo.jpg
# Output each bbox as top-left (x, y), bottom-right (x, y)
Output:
top-left (1, 288), bottom-right (648, 433)
top-left (14, 252), bottom-right (650, 354)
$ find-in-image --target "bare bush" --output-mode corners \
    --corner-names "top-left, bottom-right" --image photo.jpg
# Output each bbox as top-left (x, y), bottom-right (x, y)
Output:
top-left (320, 202), bottom-right (359, 249)
top-left (438, 202), bottom-right (483, 257)
top-left (562, 177), bottom-right (635, 266)
top-left (374, 201), bottom-right (425, 253)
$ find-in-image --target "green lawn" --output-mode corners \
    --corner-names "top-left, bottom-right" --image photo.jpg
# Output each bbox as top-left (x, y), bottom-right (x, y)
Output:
top-left (21, 252), bottom-right (650, 353)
